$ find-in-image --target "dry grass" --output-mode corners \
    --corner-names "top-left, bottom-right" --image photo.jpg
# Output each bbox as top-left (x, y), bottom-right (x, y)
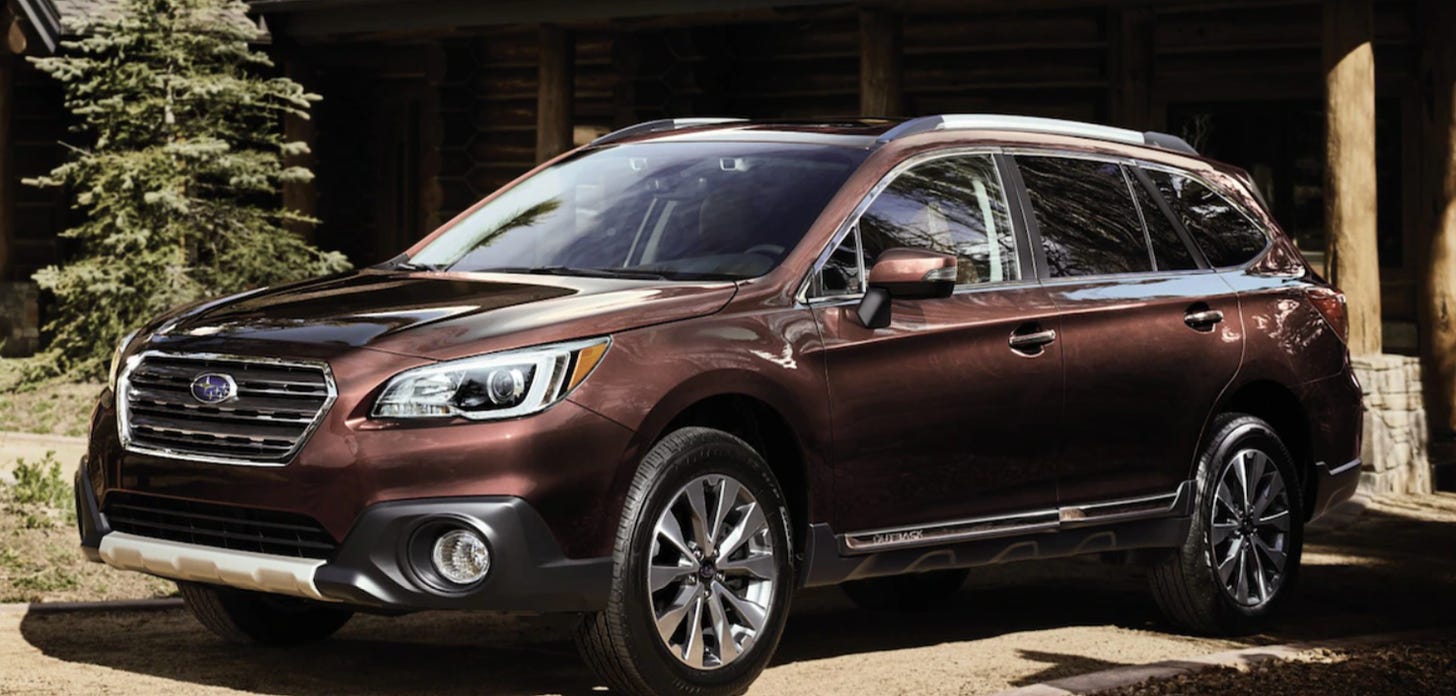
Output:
top-left (0, 451), bottom-right (173, 603)
top-left (0, 357), bottom-right (99, 438)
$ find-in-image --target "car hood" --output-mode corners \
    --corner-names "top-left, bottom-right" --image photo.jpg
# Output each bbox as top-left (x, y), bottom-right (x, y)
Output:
top-left (143, 269), bottom-right (738, 361)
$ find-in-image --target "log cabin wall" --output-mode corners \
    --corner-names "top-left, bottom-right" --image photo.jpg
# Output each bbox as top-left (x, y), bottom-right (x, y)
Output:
top-left (6, 56), bottom-right (66, 282)
top-left (435, 27), bottom-right (621, 220)
top-left (1148, 0), bottom-right (1418, 341)
top-left (6, 0), bottom-right (1414, 348)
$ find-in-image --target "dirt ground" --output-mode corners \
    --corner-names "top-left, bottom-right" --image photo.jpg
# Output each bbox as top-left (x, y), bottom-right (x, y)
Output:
top-left (1, 493), bottom-right (1453, 695)
top-left (1105, 641), bottom-right (1456, 696)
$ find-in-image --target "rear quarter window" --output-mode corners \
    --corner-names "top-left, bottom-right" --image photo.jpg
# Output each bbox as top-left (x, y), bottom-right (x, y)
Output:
top-left (1147, 170), bottom-right (1269, 268)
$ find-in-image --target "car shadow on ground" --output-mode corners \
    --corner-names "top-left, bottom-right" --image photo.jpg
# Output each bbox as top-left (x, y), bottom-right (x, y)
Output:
top-left (18, 497), bottom-right (1456, 695)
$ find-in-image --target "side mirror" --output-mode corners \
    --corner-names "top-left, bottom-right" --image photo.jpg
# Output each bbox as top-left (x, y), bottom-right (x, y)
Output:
top-left (855, 248), bottom-right (957, 329)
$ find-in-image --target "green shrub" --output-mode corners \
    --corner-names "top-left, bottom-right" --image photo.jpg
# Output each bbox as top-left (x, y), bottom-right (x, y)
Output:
top-left (11, 451), bottom-right (72, 510)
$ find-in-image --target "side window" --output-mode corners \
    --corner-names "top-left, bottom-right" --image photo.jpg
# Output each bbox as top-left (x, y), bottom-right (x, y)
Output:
top-left (1017, 156), bottom-right (1153, 277)
top-left (1147, 170), bottom-right (1269, 268)
top-left (858, 154), bottom-right (1019, 285)
top-left (1130, 170), bottom-right (1199, 271)
top-left (813, 228), bottom-right (863, 297)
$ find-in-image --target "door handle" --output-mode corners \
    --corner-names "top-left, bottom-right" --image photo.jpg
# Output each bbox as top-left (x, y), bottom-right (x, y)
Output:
top-left (1009, 326), bottom-right (1057, 355)
top-left (1184, 309), bottom-right (1225, 330)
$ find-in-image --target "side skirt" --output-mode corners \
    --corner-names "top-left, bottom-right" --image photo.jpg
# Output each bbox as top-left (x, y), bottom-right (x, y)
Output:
top-left (800, 483), bottom-right (1193, 588)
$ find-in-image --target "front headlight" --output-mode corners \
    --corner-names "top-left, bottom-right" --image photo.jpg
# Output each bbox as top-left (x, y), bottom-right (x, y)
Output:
top-left (108, 329), bottom-right (140, 388)
top-left (372, 337), bottom-right (610, 421)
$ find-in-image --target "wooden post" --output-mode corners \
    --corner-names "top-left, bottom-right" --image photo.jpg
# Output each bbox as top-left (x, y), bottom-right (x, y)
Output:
top-left (1109, 6), bottom-right (1153, 130)
top-left (536, 24), bottom-right (574, 162)
top-left (280, 52), bottom-right (318, 242)
top-left (1418, 0), bottom-right (1456, 435)
top-left (0, 53), bottom-right (13, 282)
top-left (1323, 0), bottom-right (1382, 355)
top-left (859, 8), bottom-right (903, 117)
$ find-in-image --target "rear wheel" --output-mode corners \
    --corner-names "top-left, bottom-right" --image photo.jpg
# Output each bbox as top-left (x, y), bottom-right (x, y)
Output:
top-left (575, 427), bottom-right (794, 696)
top-left (1149, 413), bottom-right (1303, 635)
top-left (179, 581), bottom-right (353, 645)
top-left (840, 569), bottom-right (969, 611)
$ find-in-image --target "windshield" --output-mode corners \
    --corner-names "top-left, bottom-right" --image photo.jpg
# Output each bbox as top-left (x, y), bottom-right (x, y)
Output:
top-left (408, 142), bottom-right (868, 280)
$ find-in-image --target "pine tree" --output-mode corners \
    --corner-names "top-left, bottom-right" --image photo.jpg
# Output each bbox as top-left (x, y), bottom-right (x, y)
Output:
top-left (26, 0), bottom-right (350, 379)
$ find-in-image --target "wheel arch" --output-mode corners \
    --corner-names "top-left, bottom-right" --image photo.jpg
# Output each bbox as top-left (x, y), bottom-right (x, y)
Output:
top-left (613, 372), bottom-right (825, 563)
top-left (1213, 379), bottom-right (1317, 519)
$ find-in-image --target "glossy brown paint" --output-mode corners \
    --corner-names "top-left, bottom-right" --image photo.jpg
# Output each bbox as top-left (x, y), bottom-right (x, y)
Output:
top-left (866, 247), bottom-right (957, 286)
top-left (1046, 272), bottom-right (1244, 504)
top-left (813, 285), bottom-right (1064, 531)
top-left (83, 120), bottom-right (1362, 574)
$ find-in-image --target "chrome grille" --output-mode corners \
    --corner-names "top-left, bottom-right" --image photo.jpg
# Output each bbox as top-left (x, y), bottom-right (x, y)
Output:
top-left (118, 352), bottom-right (336, 465)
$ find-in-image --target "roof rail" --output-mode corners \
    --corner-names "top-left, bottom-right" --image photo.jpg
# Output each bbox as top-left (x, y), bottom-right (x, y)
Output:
top-left (589, 118), bottom-right (747, 147)
top-left (876, 114), bottom-right (1198, 156)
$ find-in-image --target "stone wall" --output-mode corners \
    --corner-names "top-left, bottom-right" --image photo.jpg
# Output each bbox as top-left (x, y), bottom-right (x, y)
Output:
top-left (1352, 354), bottom-right (1431, 495)
top-left (0, 282), bottom-right (39, 357)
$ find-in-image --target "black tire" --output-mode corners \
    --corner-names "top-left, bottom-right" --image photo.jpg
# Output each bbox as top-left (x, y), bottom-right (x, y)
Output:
top-left (1149, 413), bottom-right (1304, 635)
top-left (179, 581), bottom-right (353, 645)
top-left (575, 427), bottom-right (795, 696)
top-left (840, 569), bottom-right (969, 611)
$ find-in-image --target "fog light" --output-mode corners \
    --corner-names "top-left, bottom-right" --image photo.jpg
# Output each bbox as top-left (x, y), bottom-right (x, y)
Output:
top-left (431, 529), bottom-right (491, 585)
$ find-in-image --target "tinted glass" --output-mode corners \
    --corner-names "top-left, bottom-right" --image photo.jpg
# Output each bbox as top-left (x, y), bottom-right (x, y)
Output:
top-left (1147, 170), bottom-right (1269, 268)
top-left (1130, 171), bottom-right (1198, 271)
top-left (1018, 156), bottom-right (1152, 277)
top-left (410, 142), bottom-right (867, 280)
top-left (859, 154), bottom-right (1018, 285)
top-left (815, 228), bottom-right (863, 296)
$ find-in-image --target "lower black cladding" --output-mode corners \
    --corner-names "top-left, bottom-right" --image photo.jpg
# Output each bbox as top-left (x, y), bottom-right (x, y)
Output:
top-left (313, 496), bottom-right (612, 612)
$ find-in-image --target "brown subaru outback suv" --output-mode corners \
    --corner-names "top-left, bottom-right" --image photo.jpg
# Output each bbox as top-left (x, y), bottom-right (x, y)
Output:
top-left (78, 115), bottom-right (1362, 695)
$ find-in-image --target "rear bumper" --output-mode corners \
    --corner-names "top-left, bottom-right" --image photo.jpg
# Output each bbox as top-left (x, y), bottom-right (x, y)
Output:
top-left (77, 465), bottom-right (610, 612)
top-left (1309, 457), bottom-right (1362, 521)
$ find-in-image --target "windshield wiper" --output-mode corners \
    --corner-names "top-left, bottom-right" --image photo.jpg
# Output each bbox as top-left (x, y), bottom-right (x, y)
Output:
top-left (479, 266), bottom-right (669, 280)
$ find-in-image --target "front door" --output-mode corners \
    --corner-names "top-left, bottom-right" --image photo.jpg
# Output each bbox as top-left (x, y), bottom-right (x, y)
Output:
top-left (810, 152), bottom-right (1063, 537)
top-left (1012, 153), bottom-right (1243, 506)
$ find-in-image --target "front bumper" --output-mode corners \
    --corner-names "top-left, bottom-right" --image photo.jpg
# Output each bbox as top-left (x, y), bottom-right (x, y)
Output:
top-left (77, 466), bottom-right (611, 612)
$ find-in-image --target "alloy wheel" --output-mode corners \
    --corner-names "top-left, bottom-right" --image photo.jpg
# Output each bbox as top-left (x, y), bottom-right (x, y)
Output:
top-left (1209, 448), bottom-right (1291, 607)
top-left (647, 474), bottom-right (777, 670)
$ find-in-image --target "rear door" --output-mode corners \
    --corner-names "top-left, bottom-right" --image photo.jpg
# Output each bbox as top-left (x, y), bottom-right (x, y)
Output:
top-left (810, 151), bottom-right (1064, 539)
top-left (1010, 153), bottom-right (1243, 507)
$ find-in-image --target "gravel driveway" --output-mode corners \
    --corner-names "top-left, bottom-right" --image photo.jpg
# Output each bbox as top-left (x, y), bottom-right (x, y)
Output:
top-left (2, 494), bottom-right (1453, 695)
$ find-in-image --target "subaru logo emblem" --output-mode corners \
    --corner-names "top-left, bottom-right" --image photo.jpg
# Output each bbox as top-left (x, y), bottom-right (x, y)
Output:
top-left (190, 373), bottom-right (237, 404)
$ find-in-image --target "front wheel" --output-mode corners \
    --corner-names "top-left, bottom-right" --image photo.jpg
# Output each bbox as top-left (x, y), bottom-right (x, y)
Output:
top-left (1148, 413), bottom-right (1304, 635)
top-left (576, 427), bottom-right (794, 696)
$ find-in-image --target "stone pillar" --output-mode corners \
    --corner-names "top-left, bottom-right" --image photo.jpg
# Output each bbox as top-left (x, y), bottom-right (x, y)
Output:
top-left (536, 24), bottom-right (574, 162)
top-left (1353, 355), bottom-right (1432, 495)
top-left (1417, 0), bottom-right (1456, 439)
top-left (1322, 0), bottom-right (1382, 355)
top-left (859, 8), bottom-right (903, 118)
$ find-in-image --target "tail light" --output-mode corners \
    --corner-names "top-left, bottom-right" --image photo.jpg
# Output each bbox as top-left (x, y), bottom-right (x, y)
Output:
top-left (1307, 286), bottom-right (1349, 343)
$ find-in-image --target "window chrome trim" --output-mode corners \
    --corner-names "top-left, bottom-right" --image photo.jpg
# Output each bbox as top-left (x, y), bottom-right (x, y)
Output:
top-left (1008, 147), bottom-right (1273, 282)
top-left (795, 146), bottom-right (1011, 305)
top-left (1133, 161), bottom-right (1276, 270)
top-left (839, 481), bottom-right (1192, 554)
top-left (115, 350), bottom-right (338, 468)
